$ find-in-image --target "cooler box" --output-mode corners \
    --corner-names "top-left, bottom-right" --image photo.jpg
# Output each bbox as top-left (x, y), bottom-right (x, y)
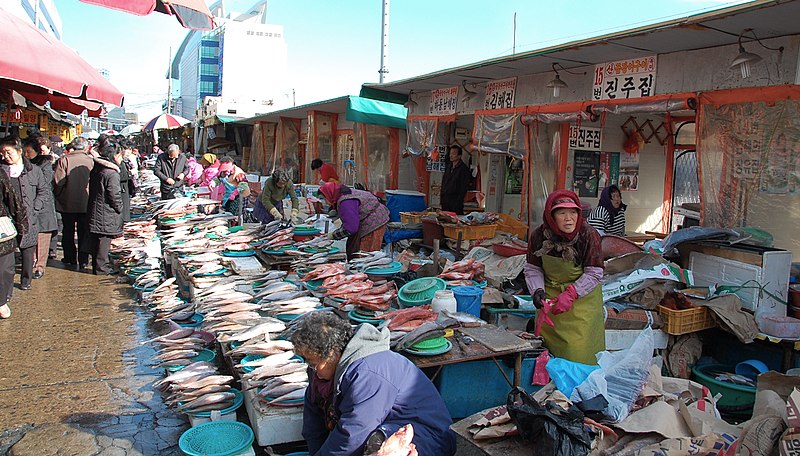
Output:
top-left (386, 190), bottom-right (426, 222)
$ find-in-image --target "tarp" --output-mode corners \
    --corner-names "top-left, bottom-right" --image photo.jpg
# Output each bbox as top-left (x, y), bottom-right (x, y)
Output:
top-left (346, 96), bottom-right (407, 130)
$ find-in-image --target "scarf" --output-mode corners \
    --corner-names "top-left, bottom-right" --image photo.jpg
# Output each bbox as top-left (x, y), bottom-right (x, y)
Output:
top-left (4, 162), bottom-right (23, 178)
top-left (319, 182), bottom-right (344, 205)
top-left (597, 185), bottom-right (626, 226)
top-left (542, 189), bottom-right (583, 241)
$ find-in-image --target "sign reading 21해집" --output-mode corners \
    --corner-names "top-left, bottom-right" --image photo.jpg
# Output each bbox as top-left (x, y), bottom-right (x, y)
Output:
top-left (593, 56), bottom-right (657, 101)
top-left (484, 77), bottom-right (517, 110)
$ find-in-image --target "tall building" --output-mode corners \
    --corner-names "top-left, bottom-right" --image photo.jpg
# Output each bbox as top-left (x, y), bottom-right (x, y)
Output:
top-left (170, 0), bottom-right (289, 121)
top-left (4, 0), bottom-right (62, 40)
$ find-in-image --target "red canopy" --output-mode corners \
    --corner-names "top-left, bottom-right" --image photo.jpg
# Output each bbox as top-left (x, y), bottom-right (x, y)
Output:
top-left (0, 7), bottom-right (124, 112)
top-left (79, 0), bottom-right (215, 30)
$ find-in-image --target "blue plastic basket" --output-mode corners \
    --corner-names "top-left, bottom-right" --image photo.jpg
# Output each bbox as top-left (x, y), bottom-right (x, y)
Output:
top-left (451, 286), bottom-right (484, 317)
top-left (178, 421), bottom-right (254, 456)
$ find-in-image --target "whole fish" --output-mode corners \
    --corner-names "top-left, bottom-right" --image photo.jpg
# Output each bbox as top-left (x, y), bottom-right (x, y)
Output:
top-left (260, 371), bottom-right (309, 386)
top-left (242, 361), bottom-right (307, 381)
top-left (259, 290), bottom-right (310, 302)
top-left (235, 350), bottom-right (295, 368)
top-left (184, 401), bottom-right (235, 413)
top-left (178, 392), bottom-right (237, 411)
top-left (180, 375), bottom-right (235, 390)
top-left (152, 277), bottom-right (177, 293)
top-left (218, 320), bottom-right (286, 343)
top-left (259, 382), bottom-right (308, 398)
top-left (153, 363), bottom-right (216, 388)
top-left (143, 327), bottom-right (194, 345)
top-left (155, 349), bottom-right (199, 361)
top-left (267, 387), bottom-right (307, 404)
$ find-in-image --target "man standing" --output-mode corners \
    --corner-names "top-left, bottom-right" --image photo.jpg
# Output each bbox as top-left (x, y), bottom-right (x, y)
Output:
top-left (440, 145), bottom-right (471, 215)
top-left (153, 144), bottom-right (188, 200)
top-left (53, 137), bottom-right (94, 269)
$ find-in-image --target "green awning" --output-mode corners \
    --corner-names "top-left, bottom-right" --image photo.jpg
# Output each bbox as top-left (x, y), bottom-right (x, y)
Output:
top-left (359, 86), bottom-right (409, 105)
top-left (346, 96), bottom-right (407, 129)
top-left (216, 115), bottom-right (238, 123)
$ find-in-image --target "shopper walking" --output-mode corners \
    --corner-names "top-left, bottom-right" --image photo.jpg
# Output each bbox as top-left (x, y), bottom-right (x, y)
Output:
top-left (0, 139), bottom-right (28, 318)
top-left (25, 138), bottom-right (58, 279)
top-left (87, 142), bottom-right (123, 275)
top-left (54, 137), bottom-right (94, 269)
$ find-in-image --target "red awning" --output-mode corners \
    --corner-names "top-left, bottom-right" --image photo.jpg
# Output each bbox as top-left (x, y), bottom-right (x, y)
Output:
top-left (0, 7), bottom-right (124, 108)
top-left (79, 0), bottom-right (215, 30)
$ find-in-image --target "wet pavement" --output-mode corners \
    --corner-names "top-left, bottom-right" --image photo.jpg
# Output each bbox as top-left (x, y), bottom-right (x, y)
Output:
top-left (0, 260), bottom-right (189, 455)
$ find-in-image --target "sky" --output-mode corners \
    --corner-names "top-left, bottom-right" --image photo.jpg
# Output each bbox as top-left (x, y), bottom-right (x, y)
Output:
top-left (57, 0), bottom-right (751, 122)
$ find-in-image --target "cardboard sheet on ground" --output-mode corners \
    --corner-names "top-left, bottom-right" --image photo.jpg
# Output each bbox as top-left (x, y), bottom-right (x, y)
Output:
top-left (615, 401), bottom-right (693, 439)
top-left (464, 247), bottom-right (526, 286)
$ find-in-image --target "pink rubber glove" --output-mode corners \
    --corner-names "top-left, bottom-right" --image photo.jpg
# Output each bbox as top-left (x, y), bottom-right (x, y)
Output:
top-left (551, 284), bottom-right (578, 315)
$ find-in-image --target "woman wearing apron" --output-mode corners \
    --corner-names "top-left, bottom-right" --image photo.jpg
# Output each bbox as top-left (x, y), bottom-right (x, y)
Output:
top-left (252, 169), bottom-right (299, 224)
top-left (523, 190), bottom-right (605, 365)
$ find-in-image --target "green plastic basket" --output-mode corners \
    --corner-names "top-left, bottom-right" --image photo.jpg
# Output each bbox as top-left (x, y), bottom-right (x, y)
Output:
top-left (398, 277), bottom-right (446, 306)
top-left (179, 421), bottom-right (254, 456)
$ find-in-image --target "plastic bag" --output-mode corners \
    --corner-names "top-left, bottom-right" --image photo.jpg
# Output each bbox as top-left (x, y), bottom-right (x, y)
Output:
top-left (532, 350), bottom-right (551, 386)
top-left (570, 326), bottom-right (655, 423)
top-left (545, 357), bottom-right (599, 398)
top-left (506, 387), bottom-right (592, 456)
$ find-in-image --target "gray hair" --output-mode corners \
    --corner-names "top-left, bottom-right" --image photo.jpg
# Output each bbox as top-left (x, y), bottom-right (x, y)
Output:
top-left (69, 137), bottom-right (88, 151)
top-left (271, 168), bottom-right (292, 184)
top-left (290, 311), bottom-right (353, 360)
top-left (167, 144), bottom-right (180, 153)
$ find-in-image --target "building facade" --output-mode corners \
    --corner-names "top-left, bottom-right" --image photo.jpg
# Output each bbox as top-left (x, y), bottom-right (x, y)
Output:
top-left (4, 0), bottom-right (62, 40)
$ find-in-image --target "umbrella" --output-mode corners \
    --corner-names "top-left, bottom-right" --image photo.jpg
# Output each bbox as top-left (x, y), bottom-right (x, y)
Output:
top-left (143, 113), bottom-right (191, 131)
top-left (79, 0), bottom-right (214, 30)
top-left (120, 124), bottom-right (143, 136)
top-left (82, 130), bottom-right (100, 139)
top-left (0, 7), bottom-right (124, 113)
top-left (101, 129), bottom-right (118, 136)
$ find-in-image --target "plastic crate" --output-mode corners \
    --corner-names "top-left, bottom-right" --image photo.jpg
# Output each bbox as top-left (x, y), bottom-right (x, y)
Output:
top-left (657, 305), bottom-right (715, 335)
top-left (400, 211), bottom-right (427, 223)
top-left (442, 223), bottom-right (497, 241)
top-left (496, 213), bottom-right (528, 240)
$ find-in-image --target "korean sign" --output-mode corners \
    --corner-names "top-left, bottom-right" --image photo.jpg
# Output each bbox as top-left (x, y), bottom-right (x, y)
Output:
top-left (484, 77), bottom-right (517, 110)
top-left (569, 126), bottom-right (602, 151)
top-left (426, 145), bottom-right (448, 172)
top-left (593, 56), bottom-right (657, 101)
top-left (429, 87), bottom-right (458, 116)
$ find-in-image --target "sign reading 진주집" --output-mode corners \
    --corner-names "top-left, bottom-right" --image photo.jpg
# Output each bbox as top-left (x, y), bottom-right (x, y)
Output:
top-left (429, 87), bottom-right (458, 116)
top-left (569, 126), bottom-right (602, 151)
top-left (484, 77), bottom-right (517, 110)
top-left (592, 56), bottom-right (657, 101)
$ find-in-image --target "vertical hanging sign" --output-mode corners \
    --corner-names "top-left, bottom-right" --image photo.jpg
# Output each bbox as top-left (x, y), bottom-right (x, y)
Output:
top-left (484, 77), bottom-right (517, 110)
top-left (592, 56), bottom-right (657, 101)
top-left (429, 87), bottom-right (458, 116)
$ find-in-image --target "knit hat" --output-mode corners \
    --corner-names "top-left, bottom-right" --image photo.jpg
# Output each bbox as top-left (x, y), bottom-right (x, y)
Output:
top-left (200, 153), bottom-right (217, 167)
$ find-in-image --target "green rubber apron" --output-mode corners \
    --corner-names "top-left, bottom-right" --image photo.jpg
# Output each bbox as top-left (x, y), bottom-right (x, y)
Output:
top-left (539, 255), bottom-right (605, 365)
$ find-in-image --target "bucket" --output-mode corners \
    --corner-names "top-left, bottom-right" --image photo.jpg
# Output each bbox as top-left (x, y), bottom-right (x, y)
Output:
top-left (691, 363), bottom-right (755, 418)
top-left (179, 421), bottom-right (255, 456)
top-left (451, 286), bottom-right (484, 317)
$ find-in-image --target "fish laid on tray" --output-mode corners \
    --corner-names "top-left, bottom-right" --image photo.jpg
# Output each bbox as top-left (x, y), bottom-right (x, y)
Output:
top-left (378, 306), bottom-right (438, 332)
top-left (348, 251), bottom-right (393, 271)
top-left (437, 258), bottom-right (486, 281)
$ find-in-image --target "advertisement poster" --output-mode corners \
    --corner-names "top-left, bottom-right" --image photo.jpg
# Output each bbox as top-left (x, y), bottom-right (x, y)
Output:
top-left (429, 87), bottom-right (458, 116)
top-left (592, 56), bottom-right (657, 101)
top-left (599, 152), bottom-right (620, 190)
top-left (619, 151), bottom-right (640, 191)
top-left (573, 150), bottom-right (601, 198)
top-left (484, 77), bottom-right (517, 110)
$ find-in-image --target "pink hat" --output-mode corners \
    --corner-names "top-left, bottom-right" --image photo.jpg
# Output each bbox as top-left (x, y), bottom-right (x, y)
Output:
top-left (218, 162), bottom-right (234, 174)
top-left (550, 197), bottom-right (581, 211)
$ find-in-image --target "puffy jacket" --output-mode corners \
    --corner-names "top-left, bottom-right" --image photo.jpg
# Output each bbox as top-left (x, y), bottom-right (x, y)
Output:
top-left (303, 324), bottom-right (456, 456)
top-left (0, 169), bottom-right (27, 257)
top-left (153, 153), bottom-right (188, 196)
top-left (118, 161), bottom-right (131, 222)
top-left (87, 157), bottom-right (123, 236)
top-left (53, 150), bottom-right (94, 213)
top-left (30, 154), bottom-right (58, 232)
top-left (5, 159), bottom-right (46, 249)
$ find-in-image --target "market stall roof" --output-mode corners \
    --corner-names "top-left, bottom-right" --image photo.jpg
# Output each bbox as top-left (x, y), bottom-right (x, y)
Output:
top-left (362, 0), bottom-right (800, 97)
top-left (231, 96), bottom-right (407, 129)
top-left (79, 0), bottom-right (215, 30)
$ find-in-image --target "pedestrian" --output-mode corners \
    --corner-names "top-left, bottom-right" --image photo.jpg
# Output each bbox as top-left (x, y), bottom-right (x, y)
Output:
top-left (153, 144), bottom-right (188, 199)
top-left (87, 142), bottom-right (123, 275)
top-left (54, 137), bottom-right (94, 269)
top-left (185, 155), bottom-right (203, 186)
top-left (116, 144), bottom-right (132, 223)
top-left (0, 139), bottom-right (28, 318)
top-left (440, 145), bottom-right (471, 215)
top-left (24, 138), bottom-right (58, 279)
top-left (311, 158), bottom-right (340, 184)
top-left (524, 190), bottom-right (604, 364)
top-left (318, 182), bottom-right (389, 260)
top-left (217, 161), bottom-right (250, 217)
top-left (48, 135), bottom-right (65, 157)
top-left (292, 311), bottom-right (457, 455)
top-left (199, 153), bottom-right (219, 188)
top-left (252, 168), bottom-right (299, 224)
top-left (121, 140), bottom-right (139, 180)
top-left (2, 138), bottom-right (47, 290)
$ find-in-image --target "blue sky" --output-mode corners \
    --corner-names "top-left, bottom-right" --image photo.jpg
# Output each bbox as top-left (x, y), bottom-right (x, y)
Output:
top-left (58, 0), bottom-right (749, 120)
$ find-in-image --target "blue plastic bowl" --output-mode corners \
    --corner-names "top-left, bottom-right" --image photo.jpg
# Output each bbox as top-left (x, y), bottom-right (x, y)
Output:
top-left (179, 421), bottom-right (254, 456)
top-left (174, 313), bottom-right (204, 328)
top-left (166, 349), bottom-right (216, 373)
top-left (735, 359), bottom-right (769, 380)
top-left (240, 354), bottom-right (265, 374)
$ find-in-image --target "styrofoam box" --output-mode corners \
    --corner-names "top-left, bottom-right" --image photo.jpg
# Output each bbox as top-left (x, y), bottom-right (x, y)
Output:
top-left (241, 379), bottom-right (304, 446)
top-left (605, 329), bottom-right (668, 351)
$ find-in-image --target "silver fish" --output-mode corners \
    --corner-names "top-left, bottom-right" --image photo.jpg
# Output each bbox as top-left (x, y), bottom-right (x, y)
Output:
top-left (143, 328), bottom-right (194, 345)
top-left (218, 321), bottom-right (286, 343)
top-left (267, 387), bottom-right (307, 404)
top-left (178, 392), bottom-right (237, 411)
top-left (242, 361), bottom-right (306, 382)
top-left (259, 382), bottom-right (307, 398)
top-left (235, 350), bottom-right (295, 368)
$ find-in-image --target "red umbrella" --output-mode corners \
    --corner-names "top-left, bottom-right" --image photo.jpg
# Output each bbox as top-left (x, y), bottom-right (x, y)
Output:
top-left (79, 0), bottom-right (215, 30)
top-left (0, 7), bottom-right (124, 113)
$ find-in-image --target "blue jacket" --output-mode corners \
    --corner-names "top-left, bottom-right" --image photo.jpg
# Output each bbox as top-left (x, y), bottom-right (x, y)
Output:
top-left (303, 325), bottom-right (456, 456)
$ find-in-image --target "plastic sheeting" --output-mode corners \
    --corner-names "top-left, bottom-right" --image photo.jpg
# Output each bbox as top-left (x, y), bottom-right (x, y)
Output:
top-left (248, 122), bottom-right (275, 175)
top-left (528, 123), bottom-right (559, 225)
top-left (522, 111), bottom-right (593, 125)
top-left (698, 99), bottom-right (800, 257)
top-left (406, 117), bottom-right (438, 156)
top-left (475, 112), bottom-right (526, 159)
top-left (588, 98), bottom-right (695, 115)
top-left (354, 123), bottom-right (392, 194)
top-left (274, 118), bottom-right (301, 177)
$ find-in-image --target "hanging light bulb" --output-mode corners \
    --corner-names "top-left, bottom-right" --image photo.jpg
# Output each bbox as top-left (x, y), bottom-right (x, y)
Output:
top-left (730, 29), bottom-right (764, 79)
top-left (404, 91), bottom-right (418, 109)
top-left (545, 63), bottom-right (581, 98)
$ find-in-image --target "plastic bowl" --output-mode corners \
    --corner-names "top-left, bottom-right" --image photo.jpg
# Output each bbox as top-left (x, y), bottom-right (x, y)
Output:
top-left (399, 277), bottom-right (446, 306)
top-left (735, 359), bottom-right (769, 380)
top-left (166, 349), bottom-right (216, 373)
top-left (691, 363), bottom-right (755, 417)
top-left (184, 388), bottom-right (244, 418)
top-left (178, 421), bottom-right (254, 456)
top-left (240, 354), bottom-right (266, 374)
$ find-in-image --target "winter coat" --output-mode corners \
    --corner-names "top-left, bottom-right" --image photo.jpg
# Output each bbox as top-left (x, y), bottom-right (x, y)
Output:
top-left (30, 154), bottom-right (58, 232)
top-left (153, 153), bottom-right (188, 196)
top-left (186, 157), bottom-right (204, 185)
top-left (303, 325), bottom-right (457, 456)
top-left (87, 157), bottom-right (123, 236)
top-left (118, 160), bottom-right (131, 222)
top-left (0, 169), bottom-right (27, 257)
top-left (5, 159), bottom-right (47, 249)
top-left (53, 150), bottom-right (94, 213)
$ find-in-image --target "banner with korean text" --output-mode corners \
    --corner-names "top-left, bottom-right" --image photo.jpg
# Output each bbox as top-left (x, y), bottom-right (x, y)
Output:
top-left (593, 56), bottom-right (657, 101)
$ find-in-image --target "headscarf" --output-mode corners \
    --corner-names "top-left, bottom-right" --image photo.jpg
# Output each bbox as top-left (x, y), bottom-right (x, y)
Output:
top-left (319, 182), bottom-right (344, 205)
top-left (542, 189), bottom-right (583, 242)
top-left (200, 153), bottom-right (217, 167)
top-left (597, 185), bottom-right (626, 225)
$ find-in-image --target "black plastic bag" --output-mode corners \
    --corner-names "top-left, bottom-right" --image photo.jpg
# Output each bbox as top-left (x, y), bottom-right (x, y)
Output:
top-left (506, 387), bottom-right (592, 456)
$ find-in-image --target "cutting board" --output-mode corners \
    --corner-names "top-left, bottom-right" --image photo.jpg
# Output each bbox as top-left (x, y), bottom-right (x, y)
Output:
top-left (459, 325), bottom-right (529, 352)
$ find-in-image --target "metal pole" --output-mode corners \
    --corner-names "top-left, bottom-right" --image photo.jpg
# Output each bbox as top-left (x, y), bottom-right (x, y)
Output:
top-left (167, 47), bottom-right (173, 114)
top-left (513, 12), bottom-right (517, 55)
top-left (378, 0), bottom-right (390, 83)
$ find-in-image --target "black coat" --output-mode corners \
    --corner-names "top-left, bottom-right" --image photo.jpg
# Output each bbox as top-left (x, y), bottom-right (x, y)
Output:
top-left (440, 159), bottom-right (471, 214)
top-left (30, 154), bottom-right (58, 232)
top-left (6, 159), bottom-right (47, 248)
top-left (0, 169), bottom-right (27, 257)
top-left (118, 160), bottom-right (131, 222)
top-left (87, 157), bottom-right (123, 236)
top-left (153, 153), bottom-right (188, 197)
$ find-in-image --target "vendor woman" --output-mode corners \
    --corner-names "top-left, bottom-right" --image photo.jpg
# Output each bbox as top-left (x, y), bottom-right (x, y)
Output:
top-left (252, 168), bottom-right (299, 223)
top-left (293, 311), bottom-right (457, 456)
top-left (587, 184), bottom-right (626, 236)
top-left (318, 182), bottom-right (389, 259)
top-left (524, 190), bottom-right (604, 364)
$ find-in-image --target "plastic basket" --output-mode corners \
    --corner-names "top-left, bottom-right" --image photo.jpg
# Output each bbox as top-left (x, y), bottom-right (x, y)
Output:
top-left (496, 213), bottom-right (528, 239)
top-left (166, 349), bottom-right (216, 373)
top-left (178, 421), bottom-right (254, 456)
top-left (452, 286), bottom-right (484, 317)
top-left (442, 224), bottom-right (497, 241)
top-left (399, 277), bottom-right (446, 306)
top-left (657, 305), bottom-right (715, 335)
top-left (400, 211), bottom-right (429, 224)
